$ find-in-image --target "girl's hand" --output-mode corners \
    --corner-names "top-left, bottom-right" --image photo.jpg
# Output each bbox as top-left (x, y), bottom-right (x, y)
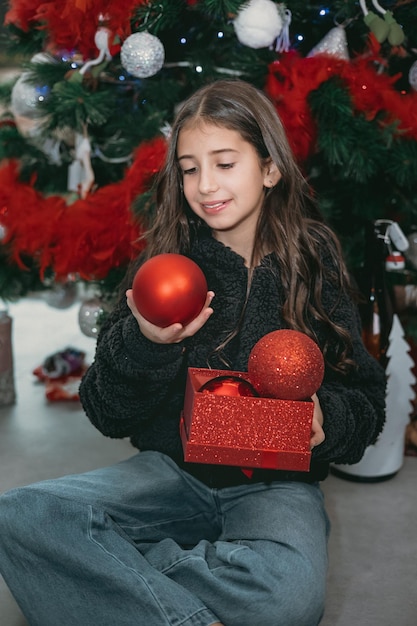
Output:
top-left (310, 392), bottom-right (325, 450)
top-left (126, 289), bottom-right (215, 344)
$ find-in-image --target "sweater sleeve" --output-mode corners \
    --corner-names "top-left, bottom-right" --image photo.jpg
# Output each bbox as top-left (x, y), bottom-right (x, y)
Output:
top-left (79, 298), bottom-right (186, 440)
top-left (313, 292), bottom-right (387, 465)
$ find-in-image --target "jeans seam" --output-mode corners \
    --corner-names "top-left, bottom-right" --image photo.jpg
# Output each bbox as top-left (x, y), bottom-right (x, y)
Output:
top-left (86, 504), bottom-right (178, 626)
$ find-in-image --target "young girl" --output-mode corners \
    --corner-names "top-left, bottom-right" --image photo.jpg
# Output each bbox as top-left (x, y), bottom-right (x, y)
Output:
top-left (0, 80), bottom-right (386, 626)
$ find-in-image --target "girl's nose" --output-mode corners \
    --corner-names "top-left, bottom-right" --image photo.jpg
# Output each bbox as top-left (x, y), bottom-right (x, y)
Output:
top-left (198, 169), bottom-right (218, 194)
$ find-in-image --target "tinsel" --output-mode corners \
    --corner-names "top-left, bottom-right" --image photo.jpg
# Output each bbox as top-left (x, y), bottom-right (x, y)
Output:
top-left (0, 137), bottom-right (167, 280)
top-left (4, 0), bottom-right (148, 58)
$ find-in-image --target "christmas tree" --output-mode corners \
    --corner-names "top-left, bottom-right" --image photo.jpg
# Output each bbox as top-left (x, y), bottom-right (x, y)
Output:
top-left (1, 0), bottom-right (417, 313)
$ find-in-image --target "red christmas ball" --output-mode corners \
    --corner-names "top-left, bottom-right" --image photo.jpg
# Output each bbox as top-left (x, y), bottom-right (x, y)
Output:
top-left (248, 329), bottom-right (324, 400)
top-left (132, 254), bottom-right (208, 327)
top-left (199, 375), bottom-right (258, 397)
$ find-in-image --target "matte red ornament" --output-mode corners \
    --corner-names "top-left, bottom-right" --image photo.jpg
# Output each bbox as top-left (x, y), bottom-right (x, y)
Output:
top-left (132, 253), bottom-right (208, 327)
top-left (199, 375), bottom-right (259, 398)
top-left (248, 329), bottom-right (324, 400)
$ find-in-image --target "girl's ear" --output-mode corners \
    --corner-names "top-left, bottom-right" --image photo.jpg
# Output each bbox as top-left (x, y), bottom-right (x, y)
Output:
top-left (263, 160), bottom-right (281, 188)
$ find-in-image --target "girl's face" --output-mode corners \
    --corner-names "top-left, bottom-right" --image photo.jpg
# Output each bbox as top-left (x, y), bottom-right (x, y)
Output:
top-left (177, 122), bottom-right (280, 252)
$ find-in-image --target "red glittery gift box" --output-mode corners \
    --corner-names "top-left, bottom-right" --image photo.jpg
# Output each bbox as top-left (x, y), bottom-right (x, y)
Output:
top-left (180, 368), bottom-right (313, 471)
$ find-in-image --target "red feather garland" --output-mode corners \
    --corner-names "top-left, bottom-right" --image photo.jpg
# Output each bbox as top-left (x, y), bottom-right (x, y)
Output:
top-left (0, 137), bottom-right (167, 280)
top-left (266, 51), bottom-right (417, 162)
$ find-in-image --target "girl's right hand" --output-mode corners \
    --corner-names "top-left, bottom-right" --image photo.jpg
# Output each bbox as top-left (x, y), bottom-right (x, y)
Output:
top-left (126, 289), bottom-right (215, 344)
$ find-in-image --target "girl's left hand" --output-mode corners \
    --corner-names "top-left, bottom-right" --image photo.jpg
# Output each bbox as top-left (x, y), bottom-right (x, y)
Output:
top-left (310, 393), bottom-right (325, 450)
top-left (126, 289), bottom-right (215, 344)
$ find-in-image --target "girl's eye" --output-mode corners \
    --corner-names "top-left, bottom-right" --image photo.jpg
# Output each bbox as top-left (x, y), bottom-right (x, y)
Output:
top-left (182, 167), bottom-right (197, 175)
top-left (218, 163), bottom-right (234, 169)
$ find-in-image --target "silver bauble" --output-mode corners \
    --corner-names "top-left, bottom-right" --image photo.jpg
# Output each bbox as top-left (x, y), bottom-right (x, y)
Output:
top-left (44, 282), bottom-right (79, 309)
top-left (11, 74), bottom-right (46, 118)
top-left (10, 53), bottom-right (53, 118)
top-left (78, 297), bottom-right (105, 338)
top-left (120, 32), bottom-right (165, 78)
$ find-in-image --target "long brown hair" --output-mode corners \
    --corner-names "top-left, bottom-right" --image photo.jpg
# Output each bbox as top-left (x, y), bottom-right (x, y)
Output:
top-left (135, 79), bottom-right (355, 372)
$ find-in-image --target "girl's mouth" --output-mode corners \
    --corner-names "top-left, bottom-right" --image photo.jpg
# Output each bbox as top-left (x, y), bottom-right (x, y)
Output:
top-left (201, 200), bottom-right (229, 213)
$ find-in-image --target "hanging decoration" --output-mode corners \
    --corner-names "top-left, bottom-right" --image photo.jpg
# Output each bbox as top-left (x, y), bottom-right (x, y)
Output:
top-left (78, 16), bottom-right (121, 78)
top-left (359, 0), bottom-right (405, 46)
top-left (274, 8), bottom-right (292, 54)
top-left (67, 131), bottom-right (95, 199)
top-left (120, 32), bottom-right (165, 78)
top-left (307, 26), bottom-right (349, 60)
top-left (233, 0), bottom-right (285, 50)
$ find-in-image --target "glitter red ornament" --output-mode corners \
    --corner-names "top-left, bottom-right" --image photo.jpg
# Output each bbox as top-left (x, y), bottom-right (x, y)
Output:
top-left (248, 329), bottom-right (324, 400)
top-left (199, 375), bottom-right (258, 398)
top-left (132, 253), bottom-right (208, 327)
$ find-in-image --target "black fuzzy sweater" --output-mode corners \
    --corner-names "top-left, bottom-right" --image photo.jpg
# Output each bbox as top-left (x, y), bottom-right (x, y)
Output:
top-left (79, 236), bottom-right (386, 487)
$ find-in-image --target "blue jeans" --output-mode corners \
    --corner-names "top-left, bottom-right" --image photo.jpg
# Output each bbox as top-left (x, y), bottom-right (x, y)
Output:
top-left (0, 452), bottom-right (329, 626)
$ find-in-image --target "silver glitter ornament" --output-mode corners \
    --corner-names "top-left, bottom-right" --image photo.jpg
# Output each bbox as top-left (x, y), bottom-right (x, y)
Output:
top-left (409, 60), bottom-right (417, 91)
top-left (11, 74), bottom-right (47, 118)
top-left (78, 297), bottom-right (105, 338)
top-left (307, 26), bottom-right (349, 60)
top-left (10, 53), bottom-right (53, 118)
top-left (120, 32), bottom-right (165, 78)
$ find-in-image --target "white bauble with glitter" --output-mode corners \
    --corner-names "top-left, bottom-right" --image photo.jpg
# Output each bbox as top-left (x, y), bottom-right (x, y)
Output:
top-left (120, 32), bottom-right (165, 78)
top-left (233, 0), bottom-right (283, 49)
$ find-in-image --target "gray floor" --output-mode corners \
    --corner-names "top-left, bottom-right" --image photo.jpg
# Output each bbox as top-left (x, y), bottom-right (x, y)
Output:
top-left (0, 298), bottom-right (416, 626)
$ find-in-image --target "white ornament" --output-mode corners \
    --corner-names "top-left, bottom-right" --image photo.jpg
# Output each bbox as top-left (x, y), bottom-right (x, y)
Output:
top-left (307, 26), bottom-right (350, 60)
top-left (233, 0), bottom-right (284, 49)
top-left (120, 32), bottom-right (165, 78)
top-left (80, 27), bottom-right (113, 76)
top-left (409, 60), bottom-right (417, 91)
top-left (67, 133), bottom-right (95, 198)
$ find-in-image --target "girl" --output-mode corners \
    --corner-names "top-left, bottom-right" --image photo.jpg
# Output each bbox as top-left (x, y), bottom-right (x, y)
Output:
top-left (0, 80), bottom-right (386, 626)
